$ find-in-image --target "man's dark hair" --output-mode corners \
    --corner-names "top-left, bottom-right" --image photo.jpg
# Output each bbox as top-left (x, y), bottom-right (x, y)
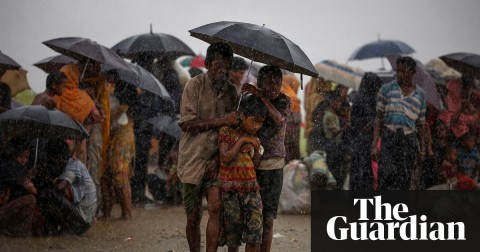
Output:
top-left (7, 138), bottom-right (31, 159)
top-left (231, 57), bottom-right (248, 71)
top-left (257, 65), bottom-right (282, 88)
top-left (46, 71), bottom-right (66, 90)
top-left (396, 56), bottom-right (417, 71)
top-left (238, 95), bottom-right (267, 119)
top-left (45, 139), bottom-right (71, 178)
top-left (205, 42), bottom-right (233, 63)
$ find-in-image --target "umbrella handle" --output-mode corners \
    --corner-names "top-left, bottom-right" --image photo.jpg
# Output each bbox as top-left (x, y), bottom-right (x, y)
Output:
top-left (80, 58), bottom-right (90, 82)
top-left (236, 60), bottom-right (254, 111)
top-left (34, 138), bottom-right (38, 167)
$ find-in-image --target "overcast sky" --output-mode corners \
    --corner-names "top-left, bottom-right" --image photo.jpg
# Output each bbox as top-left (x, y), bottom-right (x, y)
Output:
top-left (1, 0), bottom-right (480, 93)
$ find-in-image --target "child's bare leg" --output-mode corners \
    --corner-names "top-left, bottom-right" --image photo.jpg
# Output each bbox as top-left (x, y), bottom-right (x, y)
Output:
top-left (100, 176), bottom-right (112, 220)
top-left (260, 217), bottom-right (274, 252)
top-left (117, 184), bottom-right (132, 220)
top-left (245, 243), bottom-right (259, 252)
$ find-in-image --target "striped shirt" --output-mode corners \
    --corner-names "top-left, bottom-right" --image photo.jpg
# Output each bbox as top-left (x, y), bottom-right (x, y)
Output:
top-left (376, 81), bottom-right (427, 135)
top-left (457, 147), bottom-right (480, 179)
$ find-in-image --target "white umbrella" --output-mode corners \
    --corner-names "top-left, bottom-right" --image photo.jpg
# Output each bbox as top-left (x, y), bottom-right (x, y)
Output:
top-left (314, 60), bottom-right (364, 90)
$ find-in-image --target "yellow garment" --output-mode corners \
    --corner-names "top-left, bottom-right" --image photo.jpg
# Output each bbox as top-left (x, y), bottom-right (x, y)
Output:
top-left (280, 74), bottom-right (301, 113)
top-left (304, 78), bottom-right (332, 138)
top-left (108, 117), bottom-right (135, 187)
top-left (56, 64), bottom-right (95, 123)
top-left (83, 76), bottom-right (111, 176)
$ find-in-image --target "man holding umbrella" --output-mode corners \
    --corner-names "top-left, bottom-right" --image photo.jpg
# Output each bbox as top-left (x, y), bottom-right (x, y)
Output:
top-left (177, 42), bottom-right (238, 252)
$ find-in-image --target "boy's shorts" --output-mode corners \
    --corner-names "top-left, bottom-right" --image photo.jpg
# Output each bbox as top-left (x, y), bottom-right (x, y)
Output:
top-left (219, 190), bottom-right (263, 246)
top-left (181, 177), bottom-right (220, 215)
top-left (256, 168), bottom-right (283, 219)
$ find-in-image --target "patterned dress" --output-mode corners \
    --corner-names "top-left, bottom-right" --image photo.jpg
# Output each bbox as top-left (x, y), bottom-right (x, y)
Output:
top-left (217, 126), bottom-right (263, 246)
top-left (217, 127), bottom-right (259, 193)
top-left (107, 96), bottom-right (135, 186)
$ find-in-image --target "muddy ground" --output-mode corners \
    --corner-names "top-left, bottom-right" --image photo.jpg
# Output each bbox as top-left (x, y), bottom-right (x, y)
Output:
top-left (0, 205), bottom-right (311, 252)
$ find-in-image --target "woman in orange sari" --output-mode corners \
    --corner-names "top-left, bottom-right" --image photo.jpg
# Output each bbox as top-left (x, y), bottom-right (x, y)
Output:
top-left (56, 64), bottom-right (95, 124)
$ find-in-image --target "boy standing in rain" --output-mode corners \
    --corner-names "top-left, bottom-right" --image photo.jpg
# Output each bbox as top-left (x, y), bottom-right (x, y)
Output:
top-left (371, 56), bottom-right (427, 190)
top-left (242, 65), bottom-right (291, 252)
top-left (177, 42), bottom-right (238, 252)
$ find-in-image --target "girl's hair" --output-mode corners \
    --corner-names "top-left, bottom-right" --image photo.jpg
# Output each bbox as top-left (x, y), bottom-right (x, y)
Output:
top-left (7, 138), bottom-right (31, 159)
top-left (238, 95), bottom-right (267, 119)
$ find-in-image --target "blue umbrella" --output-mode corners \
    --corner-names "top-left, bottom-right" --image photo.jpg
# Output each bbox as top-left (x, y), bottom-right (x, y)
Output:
top-left (349, 39), bottom-right (415, 61)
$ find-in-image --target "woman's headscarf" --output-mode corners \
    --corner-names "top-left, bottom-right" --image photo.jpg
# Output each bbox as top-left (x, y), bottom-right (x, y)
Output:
top-left (55, 64), bottom-right (95, 123)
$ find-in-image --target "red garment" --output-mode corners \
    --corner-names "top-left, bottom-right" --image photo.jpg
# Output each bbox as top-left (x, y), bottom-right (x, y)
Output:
top-left (439, 79), bottom-right (480, 138)
top-left (441, 161), bottom-right (477, 191)
top-left (456, 173), bottom-right (477, 190)
top-left (218, 127), bottom-right (260, 193)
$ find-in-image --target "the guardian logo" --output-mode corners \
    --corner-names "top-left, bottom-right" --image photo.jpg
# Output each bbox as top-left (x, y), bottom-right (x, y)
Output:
top-left (326, 196), bottom-right (466, 241)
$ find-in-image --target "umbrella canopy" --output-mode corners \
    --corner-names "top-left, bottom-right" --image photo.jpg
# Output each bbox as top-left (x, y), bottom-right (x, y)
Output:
top-left (102, 61), bottom-right (171, 99)
top-left (425, 58), bottom-right (462, 85)
top-left (147, 114), bottom-right (181, 139)
top-left (0, 68), bottom-right (31, 96)
top-left (314, 60), bottom-right (364, 90)
top-left (349, 39), bottom-right (415, 60)
top-left (42, 37), bottom-right (131, 71)
top-left (112, 32), bottom-right (195, 60)
top-left (0, 105), bottom-right (89, 140)
top-left (439, 52), bottom-right (480, 79)
top-left (189, 21), bottom-right (318, 77)
top-left (0, 51), bottom-right (22, 70)
top-left (387, 56), bottom-right (445, 111)
top-left (33, 55), bottom-right (78, 74)
top-left (179, 55), bottom-right (206, 68)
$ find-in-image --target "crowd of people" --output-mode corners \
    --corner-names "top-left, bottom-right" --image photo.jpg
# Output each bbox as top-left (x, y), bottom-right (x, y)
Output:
top-left (1, 39), bottom-right (480, 252)
top-left (304, 56), bottom-right (480, 191)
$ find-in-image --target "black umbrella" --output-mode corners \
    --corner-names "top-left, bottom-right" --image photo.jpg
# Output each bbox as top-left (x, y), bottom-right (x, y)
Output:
top-left (440, 52), bottom-right (480, 78)
top-left (349, 39), bottom-right (415, 60)
top-left (103, 61), bottom-right (171, 99)
top-left (0, 105), bottom-right (89, 140)
top-left (147, 114), bottom-right (181, 139)
top-left (189, 21), bottom-right (318, 77)
top-left (42, 37), bottom-right (131, 71)
top-left (0, 50), bottom-right (22, 70)
top-left (112, 29), bottom-right (195, 60)
top-left (33, 55), bottom-right (78, 74)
